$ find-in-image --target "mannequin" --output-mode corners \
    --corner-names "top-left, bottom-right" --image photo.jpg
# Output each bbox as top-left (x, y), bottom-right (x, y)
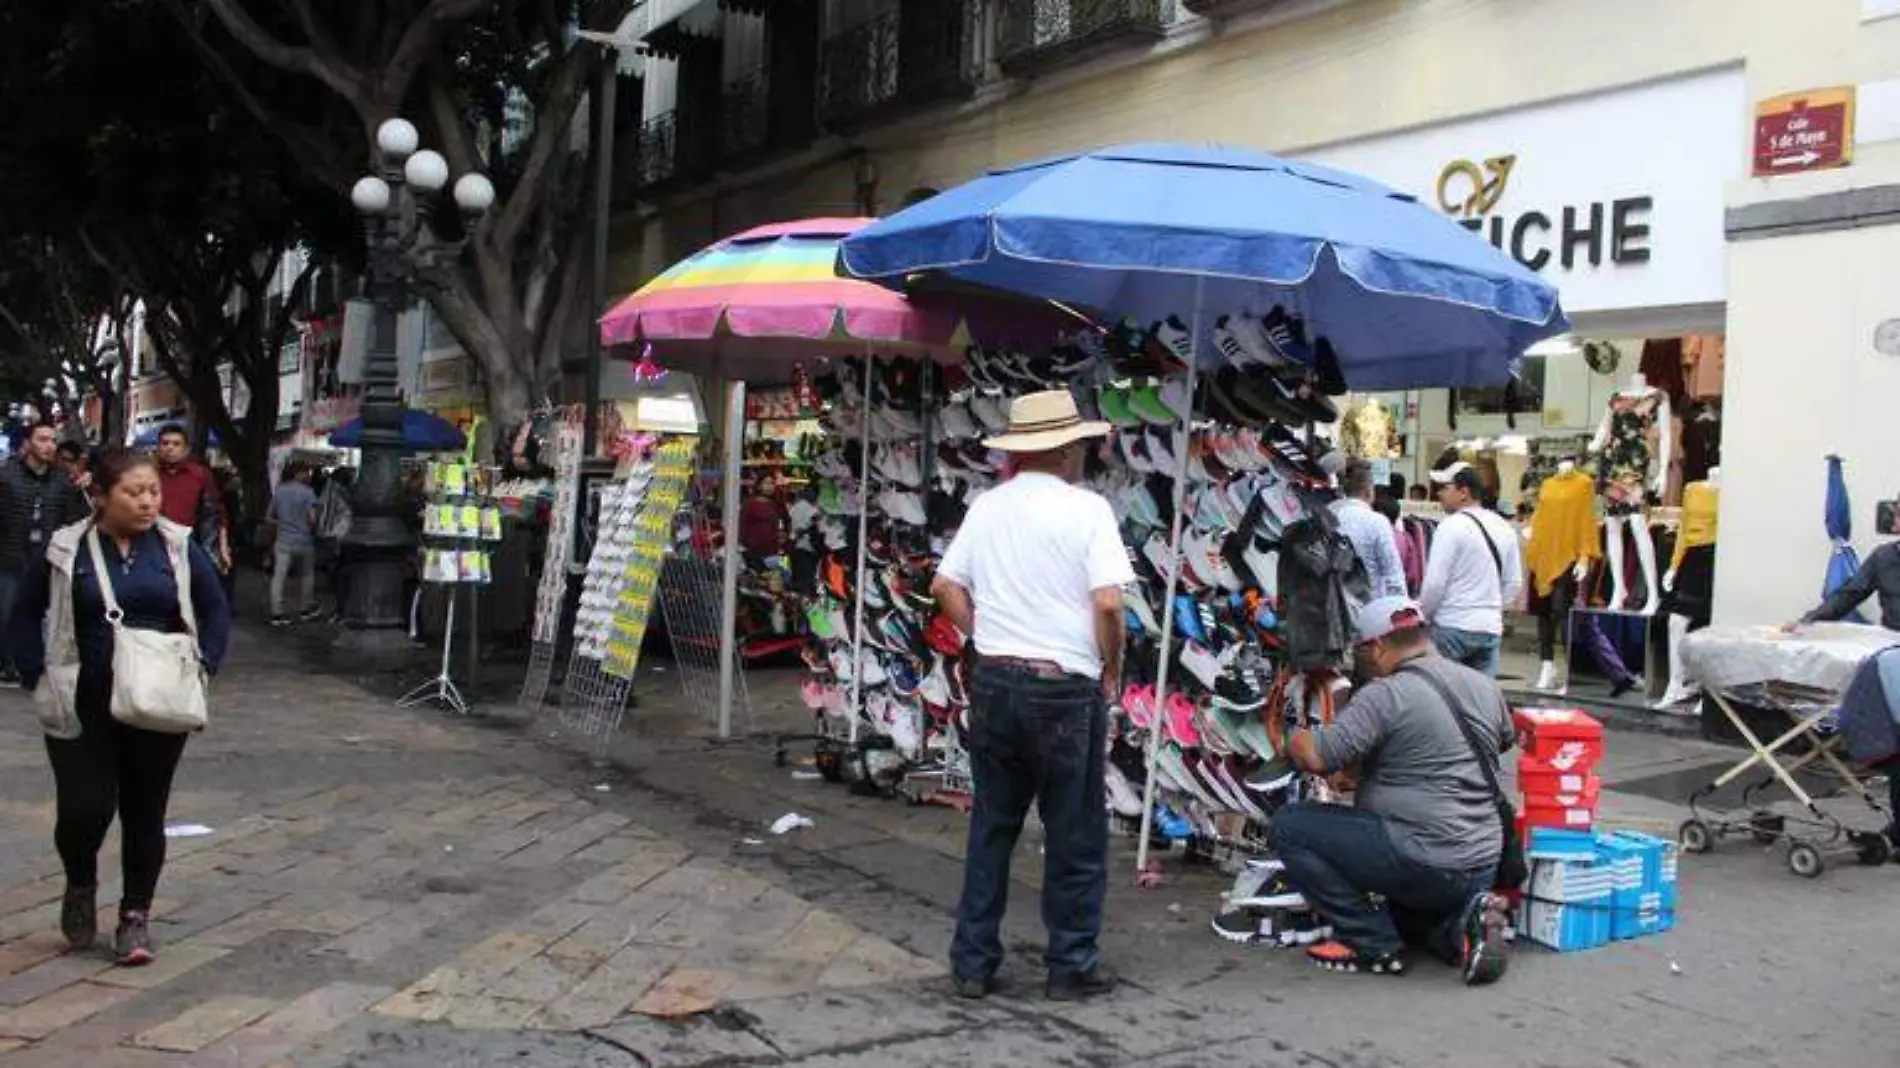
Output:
top-left (1523, 458), bottom-right (1600, 691)
top-left (1589, 371), bottom-right (1672, 614)
top-left (1657, 466), bottom-right (1719, 708)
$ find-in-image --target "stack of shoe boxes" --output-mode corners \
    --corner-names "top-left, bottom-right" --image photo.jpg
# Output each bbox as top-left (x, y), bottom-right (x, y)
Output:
top-left (1524, 828), bottom-right (1680, 952)
top-left (1513, 707), bottom-right (1605, 836)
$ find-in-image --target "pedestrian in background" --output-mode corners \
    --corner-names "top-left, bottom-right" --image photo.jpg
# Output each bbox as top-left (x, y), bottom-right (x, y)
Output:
top-left (153, 424), bottom-right (228, 574)
top-left (1420, 462), bottom-right (1523, 676)
top-left (6, 447), bottom-right (230, 966)
top-left (932, 390), bottom-right (1131, 1003)
top-left (265, 461), bottom-right (320, 626)
top-left (0, 422), bottom-right (92, 684)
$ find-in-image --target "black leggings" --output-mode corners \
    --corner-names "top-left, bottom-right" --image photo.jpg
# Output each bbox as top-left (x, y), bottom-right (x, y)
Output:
top-left (44, 704), bottom-right (189, 912)
top-left (1537, 572), bottom-right (1577, 661)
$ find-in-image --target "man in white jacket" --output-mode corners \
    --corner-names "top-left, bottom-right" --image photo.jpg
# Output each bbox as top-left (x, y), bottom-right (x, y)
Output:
top-left (1420, 463), bottom-right (1522, 677)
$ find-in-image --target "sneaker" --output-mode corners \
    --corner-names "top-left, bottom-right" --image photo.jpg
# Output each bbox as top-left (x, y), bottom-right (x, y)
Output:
top-left (114, 910), bottom-right (153, 967)
top-left (1098, 386), bottom-right (1142, 429)
top-left (270, 615), bottom-right (291, 628)
top-left (1046, 965), bottom-right (1117, 1001)
top-left (1104, 763), bottom-right (1145, 817)
top-left (1127, 384), bottom-right (1175, 426)
top-left (1460, 892), bottom-right (1512, 986)
top-left (939, 402), bottom-right (980, 441)
top-left (1227, 861), bottom-right (1305, 910)
top-left (1178, 641), bottom-right (1223, 691)
top-left (952, 973), bottom-right (993, 1000)
top-left (1211, 905), bottom-right (1277, 946)
top-left (60, 884), bottom-right (96, 951)
top-left (1151, 316), bottom-right (1196, 365)
top-left (1307, 940), bottom-right (1407, 976)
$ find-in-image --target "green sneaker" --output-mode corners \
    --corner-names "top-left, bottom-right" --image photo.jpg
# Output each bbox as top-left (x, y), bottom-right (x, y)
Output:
top-left (805, 602), bottom-right (837, 640)
top-left (1211, 708), bottom-right (1277, 762)
top-left (1126, 383), bottom-right (1175, 425)
top-left (1097, 386), bottom-right (1141, 428)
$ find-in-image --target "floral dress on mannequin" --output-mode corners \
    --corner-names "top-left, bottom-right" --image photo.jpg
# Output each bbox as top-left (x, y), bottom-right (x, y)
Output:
top-left (1596, 391), bottom-right (1663, 516)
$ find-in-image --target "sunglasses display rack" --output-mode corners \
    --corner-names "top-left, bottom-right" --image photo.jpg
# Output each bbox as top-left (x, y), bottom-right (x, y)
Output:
top-left (556, 435), bottom-right (696, 753)
top-left (398, 459), bottom-right (506, 717)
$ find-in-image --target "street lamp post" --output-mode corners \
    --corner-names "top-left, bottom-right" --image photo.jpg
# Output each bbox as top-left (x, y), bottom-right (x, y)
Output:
top-left (338, 118), bottom-right (494, 645)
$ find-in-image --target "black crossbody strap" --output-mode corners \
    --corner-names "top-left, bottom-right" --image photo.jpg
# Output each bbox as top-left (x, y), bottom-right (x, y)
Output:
top-left (1462, 511), bottom-right (1504, 580)
top-left (1399, 664), bottom-right (1507, 805)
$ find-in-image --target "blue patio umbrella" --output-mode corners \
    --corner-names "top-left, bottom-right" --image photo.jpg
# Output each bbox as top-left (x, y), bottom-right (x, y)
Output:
top-left (838, 142), bottom-right (1568, 390)
top-left (328, 409), bottom-right (466, 452)
top-left (1824, 455), bottom-right (1866, 622)
top-left (133, 425), bottom-right (220, 449)
top-left (840, 142), bottom-right (1568, 880)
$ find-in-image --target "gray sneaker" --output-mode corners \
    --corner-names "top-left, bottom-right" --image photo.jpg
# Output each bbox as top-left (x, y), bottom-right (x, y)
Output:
top-left (1459, 893), bottom-right (1511, 986)
top-left (115, 910), bottom-right (153, 967)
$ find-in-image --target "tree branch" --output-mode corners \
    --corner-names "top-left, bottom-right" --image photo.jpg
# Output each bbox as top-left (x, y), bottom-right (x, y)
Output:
top-left (490, 42), bottom-right (600, 255)
top-left (424, 68), bottom-right (481, 178)
top-left (378, 0), bottom-right (495, 108)
top-left (202, 0), bottom-right (366, 107)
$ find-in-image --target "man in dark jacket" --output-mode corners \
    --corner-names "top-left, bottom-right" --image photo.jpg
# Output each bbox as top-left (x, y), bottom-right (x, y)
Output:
top-left (1789, 507), bottom-right (1900, 632)
top-left (0, 422), bottom-right (91, 683)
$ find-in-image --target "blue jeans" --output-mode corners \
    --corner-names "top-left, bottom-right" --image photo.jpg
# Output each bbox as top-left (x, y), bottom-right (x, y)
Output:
top-left (1274, 803), bottom-right (1495, 959)
top-left (1432, 625), bottom-right (1501, 678)
top-left (951, 663), bottom-right (1108, 984)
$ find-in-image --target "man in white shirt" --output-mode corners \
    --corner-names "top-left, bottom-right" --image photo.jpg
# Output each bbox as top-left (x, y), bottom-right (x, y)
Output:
top-left (1420, 462), bottom-right (1522, 677)
top-left (1331, 459), bottom-right (1407, 600)
top-left (932, 389), bottom-right (1133, 1003)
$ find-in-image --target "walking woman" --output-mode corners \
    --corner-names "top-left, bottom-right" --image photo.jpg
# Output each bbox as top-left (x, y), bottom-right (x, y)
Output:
top-left (6, 448), bottom-right (230, 965)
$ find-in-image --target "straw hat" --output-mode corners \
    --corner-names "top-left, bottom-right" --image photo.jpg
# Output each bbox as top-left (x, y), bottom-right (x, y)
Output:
top-left (984, 389), bottom-right (1112, 453)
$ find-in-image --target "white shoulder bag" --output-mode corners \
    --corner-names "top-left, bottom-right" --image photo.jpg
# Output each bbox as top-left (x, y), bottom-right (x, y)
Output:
top-left (85, 527), bottom-right (208, 734)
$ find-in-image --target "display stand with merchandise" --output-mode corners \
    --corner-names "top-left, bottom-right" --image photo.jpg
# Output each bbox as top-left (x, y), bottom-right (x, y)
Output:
top-left (555, 437), bottom-right (695, 752)
top-left (519, 416), bottom-right (586, 714)
top-left (399, 459), bottom-right (503, 716)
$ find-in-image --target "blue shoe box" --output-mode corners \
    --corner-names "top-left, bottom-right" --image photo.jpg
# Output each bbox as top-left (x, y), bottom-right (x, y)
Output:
top-left (1525, 830), bottom-right (1615, 952)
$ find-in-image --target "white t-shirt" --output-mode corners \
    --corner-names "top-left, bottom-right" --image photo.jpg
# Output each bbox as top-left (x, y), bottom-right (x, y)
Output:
top-left (936, 471), bottom-right (1133, 679)
top-left (1418, 507), bottom-right (1525, 636)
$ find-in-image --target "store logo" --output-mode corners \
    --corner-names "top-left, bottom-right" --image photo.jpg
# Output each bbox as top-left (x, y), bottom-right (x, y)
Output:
top-left (1435, 154), bottom-right (1653, 273)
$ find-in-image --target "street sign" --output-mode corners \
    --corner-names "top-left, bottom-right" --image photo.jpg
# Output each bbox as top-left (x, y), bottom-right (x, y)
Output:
top-left (1753, 88), bottom-right (1856, 177)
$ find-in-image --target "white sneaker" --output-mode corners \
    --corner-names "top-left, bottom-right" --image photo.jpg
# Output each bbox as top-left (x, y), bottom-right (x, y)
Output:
top-left (880, 407), bottom-right (922, 439)
top-left (1126, 589), bottom-right (1161, 635)
top-left (1120, 431), bottom-right (1155, 474)
top-left (1158, 375), bottom-right (1193, 421)
top-left (1179, 641), bottom-right (1224, 691)
top-left (969, 395), bottom-right (1009, 434)
top-left (939, 401), bottom-right (979, 441)
top-left (1535, 660), bottom-right (1560, 692)
top-left (1142, 533), bottom-right (1179, 583)
top-left (1212, 317), bottom-right (1253, 368)
top-left (1145, 426), bottom-right (1179, 476)
top-left (1104, 763), bottom-right (1144, 817)
top-left (1152, 316), bottom-right (1195, 364)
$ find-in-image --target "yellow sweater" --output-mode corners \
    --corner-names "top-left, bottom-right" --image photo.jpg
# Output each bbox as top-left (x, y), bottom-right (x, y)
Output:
top-left (1526, 470), bottom-right (1600, 595)
top-left (1672, 481), bottom-right (1719, 571)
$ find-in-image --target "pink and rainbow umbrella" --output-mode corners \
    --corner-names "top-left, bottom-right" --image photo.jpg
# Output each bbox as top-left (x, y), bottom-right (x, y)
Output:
top-left (598, 217), bottom-right (1067, 382)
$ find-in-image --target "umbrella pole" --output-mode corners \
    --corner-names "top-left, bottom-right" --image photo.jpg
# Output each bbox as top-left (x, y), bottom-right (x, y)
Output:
top-left (1134, 278), bottom-right (1204, 881)
top-left (716, 380), bottom-right (746, 739)
top-left (848, 352), bottom-right (874, 744)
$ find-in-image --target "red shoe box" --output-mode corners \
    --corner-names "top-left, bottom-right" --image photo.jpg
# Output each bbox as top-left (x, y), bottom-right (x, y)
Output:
top-left (1512, 707), bottom-right (1604, 774)
top-left (1519, 759), bottom-right (1600, 800)
top-left (1520, 777), bottom-right (1601, 832)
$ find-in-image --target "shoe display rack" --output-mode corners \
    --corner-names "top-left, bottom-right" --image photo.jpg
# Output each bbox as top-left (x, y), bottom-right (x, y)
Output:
top-left (519, 416), bottom-right (586, 715)
top-left (556, 435), bottom-right (696, 752)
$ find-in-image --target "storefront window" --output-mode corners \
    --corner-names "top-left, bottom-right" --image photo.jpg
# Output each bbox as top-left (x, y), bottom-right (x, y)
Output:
top-left (1457, 355), bottom-right (1546, 415)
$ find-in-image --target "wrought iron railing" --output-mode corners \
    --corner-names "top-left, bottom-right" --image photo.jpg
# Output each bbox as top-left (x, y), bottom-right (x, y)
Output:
top-left (628, 111), bottom-right (679, 191)
top-left (820, 1), bottom-right (980, 129)
top-left (994, 0), bottom-right (1168, 71)
top-left (720, 66), bottom-right (772, 160)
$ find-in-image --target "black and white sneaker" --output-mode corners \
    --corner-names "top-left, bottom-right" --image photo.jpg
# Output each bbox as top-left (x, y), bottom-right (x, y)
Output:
top-left (1226, 859), bottom-right (1305, 910)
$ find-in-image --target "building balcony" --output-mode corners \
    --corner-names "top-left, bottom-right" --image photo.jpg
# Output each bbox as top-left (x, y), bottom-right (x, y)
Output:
top-left (620, 110), bottom-right (717, 199)
top-left (720, 66), bottom-right (772, 162)
top-left (995, 0), bottom-right (1169, 77)
top-left (819, 1), bottom-right (979, 132)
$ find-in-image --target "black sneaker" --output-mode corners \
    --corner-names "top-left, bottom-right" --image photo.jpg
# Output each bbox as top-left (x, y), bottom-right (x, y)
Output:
top-left (60, 885), bottom-right (96, 951)
top-left (271, 616), bottom-right (291, 627)
top-left (951, 973), bottom-right (992, 1000)
top-left (1046, 965), bottom-right (1117, 1001)
top-left (1459, 892), bottom-right (1511, 986)
top-left (115, 910), bottom-right (153, 967)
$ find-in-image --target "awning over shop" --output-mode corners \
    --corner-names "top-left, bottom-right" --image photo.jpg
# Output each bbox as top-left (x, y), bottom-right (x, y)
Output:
top-left (638, 0), bottom-right (765, 59)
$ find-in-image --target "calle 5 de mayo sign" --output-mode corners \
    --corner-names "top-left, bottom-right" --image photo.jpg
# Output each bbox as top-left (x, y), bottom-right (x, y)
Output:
top-left (1752, 88), bottom-right (1855, 177)
top-left (1434, 154), bottom-right (1652, 274)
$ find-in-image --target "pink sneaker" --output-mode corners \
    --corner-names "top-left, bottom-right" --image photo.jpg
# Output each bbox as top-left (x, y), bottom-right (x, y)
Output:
top-left (1165, 691), bottom-right (1203, 749)
top-left (1122, 684), bottom-right (1158, 729)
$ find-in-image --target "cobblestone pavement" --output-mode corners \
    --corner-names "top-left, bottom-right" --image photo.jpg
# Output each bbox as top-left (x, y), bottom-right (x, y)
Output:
top-left (0, 624), bottom-right (1897, 1066)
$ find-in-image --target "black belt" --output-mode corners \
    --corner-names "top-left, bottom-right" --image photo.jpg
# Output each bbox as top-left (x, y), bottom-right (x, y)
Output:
top-left (981, 655), bottom-right (1072, 680)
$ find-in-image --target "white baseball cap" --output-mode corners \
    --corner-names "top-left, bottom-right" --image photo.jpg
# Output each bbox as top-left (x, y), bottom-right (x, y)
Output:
top-left (1354, 596), bottom-right (1425, 645)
